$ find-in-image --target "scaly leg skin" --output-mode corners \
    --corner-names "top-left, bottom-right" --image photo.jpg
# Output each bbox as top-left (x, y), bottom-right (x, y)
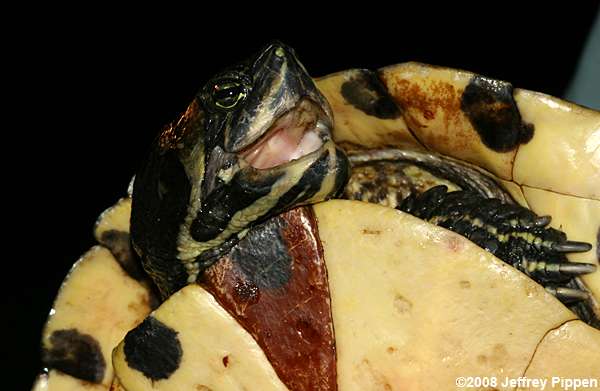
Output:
top-left (398, 186), bottom-right (598, 327)
top-left (343, 150), bottom-right (598, 328)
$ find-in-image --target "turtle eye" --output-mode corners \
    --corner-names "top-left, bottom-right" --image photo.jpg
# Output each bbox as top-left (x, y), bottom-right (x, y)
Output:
top-left (212, 80), bottom-right (247, 109)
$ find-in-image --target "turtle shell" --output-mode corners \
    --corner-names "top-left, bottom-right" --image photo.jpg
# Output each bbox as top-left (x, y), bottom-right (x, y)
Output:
top-left (33, 198), bottom-right (155, 390)
top-left (315, 63), bottom-right (600, 311)
top-left (33, 62), bottom-right (600, 391)
top-left (105, 201), bottom-right (600, 390)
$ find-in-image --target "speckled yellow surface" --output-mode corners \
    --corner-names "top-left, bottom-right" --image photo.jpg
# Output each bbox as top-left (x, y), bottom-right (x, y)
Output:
top-left (315, 200), bottom-right (599, 390)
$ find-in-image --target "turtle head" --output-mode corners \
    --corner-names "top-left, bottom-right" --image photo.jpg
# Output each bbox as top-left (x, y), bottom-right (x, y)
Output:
top-left (131, 42), bottom-right (349, 297)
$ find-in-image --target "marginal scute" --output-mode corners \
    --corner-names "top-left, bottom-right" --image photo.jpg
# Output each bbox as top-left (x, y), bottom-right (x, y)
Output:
top-left (340, 69), bottom-right (401, 119)
top-left (378, 62), bottom-right (518, 180)
top-left (94, 197), bottom-right (160, 308)
top-left (519, 320), bottom-right (600, 388)
top-left (41, 246), bottom-right (152, 387)
top-left (498, 178), bottom-right (529, 208)
top-left (513, 89), bottom-right (600, 200)
top-left (113, 285), bottom-right (289, 391)
top-left (94, 197), bottom-right (132, 238)
top-left (123, 316), bottom-right (182, 381)
top-left (315, 70), bottom-right (420, 150)
top-left (461, 75), bottom-right (534, 152)
top-left (32, 371), bottom-right (108, 391)
top-left (320, 61), bottom-right (599, 198)
top-left (94, 199), bottom-right (133, 271)
top-left (521, 185), bottom-right (600, 318)
top-left (99, 230), bottom-right (146, 281)
top-left (42, 328), bottom-right (105, 383)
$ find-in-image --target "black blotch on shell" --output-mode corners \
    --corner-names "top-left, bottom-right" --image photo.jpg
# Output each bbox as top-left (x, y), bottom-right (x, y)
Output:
top-left (42, 329), bottom-right (106, 383)
top-left (461, 75), bottom-right (534, 152)
top-left (99, 230), bottom-right (147, 281)
top-left (231, 217), bottom-right (292, 290)
top-left (341, 69), bottom-right (401, 119)
top-left (123, 316), bottom-right (182, 381)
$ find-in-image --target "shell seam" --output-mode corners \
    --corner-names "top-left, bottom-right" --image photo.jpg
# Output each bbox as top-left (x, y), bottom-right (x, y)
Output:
top-left (517, 317), bottom-right (579, 389)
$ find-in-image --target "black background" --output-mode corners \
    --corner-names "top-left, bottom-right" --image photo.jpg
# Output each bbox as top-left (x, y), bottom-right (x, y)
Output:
top-left (9, 5), bottom-right (599, 389)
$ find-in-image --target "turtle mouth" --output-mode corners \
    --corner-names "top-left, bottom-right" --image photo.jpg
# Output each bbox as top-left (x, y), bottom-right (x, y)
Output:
top-left (238, 99), bottom-right (330, 169)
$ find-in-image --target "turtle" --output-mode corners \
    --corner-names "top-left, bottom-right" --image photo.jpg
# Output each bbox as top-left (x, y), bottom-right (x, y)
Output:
top-left (32, 42), bottom-right (600, 391)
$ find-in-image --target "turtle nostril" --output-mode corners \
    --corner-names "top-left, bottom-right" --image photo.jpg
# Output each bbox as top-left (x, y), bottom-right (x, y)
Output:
top-left (274, 46), bottom-right (286, 58)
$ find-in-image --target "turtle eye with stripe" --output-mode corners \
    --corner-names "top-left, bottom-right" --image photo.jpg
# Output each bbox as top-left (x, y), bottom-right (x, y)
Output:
top-left (211, 79), bottom-right (248, 110)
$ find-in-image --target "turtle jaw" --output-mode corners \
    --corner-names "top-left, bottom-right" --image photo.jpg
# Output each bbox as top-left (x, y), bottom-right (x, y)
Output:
top-left (237, 98), bottom-right (333, 171)
top-left (224, 42), bottom-right (333, 154)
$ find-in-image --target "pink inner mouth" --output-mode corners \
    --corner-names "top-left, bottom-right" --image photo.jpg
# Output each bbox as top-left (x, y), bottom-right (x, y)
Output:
top-left (239, 101), bottom-right (326, 169)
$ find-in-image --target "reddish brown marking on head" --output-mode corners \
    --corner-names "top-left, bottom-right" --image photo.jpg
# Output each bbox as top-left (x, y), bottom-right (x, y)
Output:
top-left (159, 99), bottom-right (203, 150)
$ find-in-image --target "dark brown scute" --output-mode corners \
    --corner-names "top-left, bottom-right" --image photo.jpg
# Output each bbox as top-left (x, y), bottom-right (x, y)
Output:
top-left (42, 329), bottom-right (106, 383)
top-left (201, 207), bottom-right (337, 391)
top-left (461, 75), bottom-right (534, 152)
top-left (123, 316), bottom-right (182, 381)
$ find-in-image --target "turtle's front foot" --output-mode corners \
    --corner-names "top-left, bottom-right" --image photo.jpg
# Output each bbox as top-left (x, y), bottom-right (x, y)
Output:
top-left (398, 186), bottom-right (596, 304)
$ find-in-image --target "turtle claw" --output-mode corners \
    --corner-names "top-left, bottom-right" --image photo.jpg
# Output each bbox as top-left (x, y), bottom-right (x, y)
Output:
top-left (545, 286), bottom-right (590, 303)
top-left (558, 262), bottom-right (597, 276)
top-left (534, 215), bottom-right (551, 227)
top-left (552, 241), bottom-right (593, 253)
top-left (520, 259), bottom-right (597, 283)
top-left (399, 194), bottom-right (416, 214)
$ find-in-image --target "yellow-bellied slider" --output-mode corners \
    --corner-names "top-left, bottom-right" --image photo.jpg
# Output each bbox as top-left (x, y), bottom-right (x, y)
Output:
top-left (33, 42), bottom-right (600, 391)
